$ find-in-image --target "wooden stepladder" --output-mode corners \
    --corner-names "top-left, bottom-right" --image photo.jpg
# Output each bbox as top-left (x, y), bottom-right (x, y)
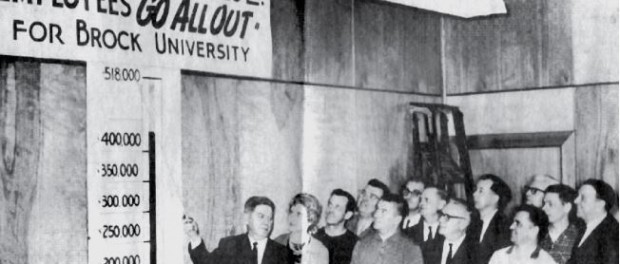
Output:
top-left (408, 103), bottom-right (474, 204)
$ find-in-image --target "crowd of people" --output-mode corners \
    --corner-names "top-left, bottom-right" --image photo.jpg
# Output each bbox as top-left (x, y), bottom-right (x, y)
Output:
top-left (183, 174), bottom-right (618, 264)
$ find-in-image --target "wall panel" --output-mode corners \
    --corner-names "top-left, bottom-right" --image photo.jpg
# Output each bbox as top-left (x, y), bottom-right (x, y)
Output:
top-left (443, 0), bottom-right (574, 94)
top-left (302, 85), bottom-right (441, 204)
top-left (355, 1), bottom-right (442, 94)
top-left (305, 0), bottom-right (353, 86)
top-left (0, 60), bottom-right (87, 264)
top-left (575, 84), bottom-right (619, 191)
top-left (181, 75), bottom-right (304, 257)
top-left (272, 0), bottom-right (305, 81)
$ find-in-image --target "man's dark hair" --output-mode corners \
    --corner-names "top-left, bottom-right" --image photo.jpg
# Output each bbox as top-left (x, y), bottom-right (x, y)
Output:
top-left (545, 184), bottom-right (577, 204)
top-left (331, 189), bottom-right (357, 213)
top-left (545, 184), bottom-right (579, 223)
top-left (244, 196), bottom-right (276, 214)
top-left (513, 204), bottom-right (549, 243)
top-left (368, 178), bottom-right (390, 198)
top-left (380, 192), bottom-right (408, 217)
top-left (478, 174), bottom-right (513, 211)
top-left (581, 179), bottom-right (617, 212)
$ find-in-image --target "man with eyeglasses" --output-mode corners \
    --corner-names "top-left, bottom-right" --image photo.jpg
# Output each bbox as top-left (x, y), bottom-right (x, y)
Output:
top-left (350, 193), bottom-right (423, 264)
top-left (430, 198), bottom-right (477, 264)
top-left (401, 179), bottom-right (425, 229)
top-left (523, 174), bottom-right (559, 208)
top-left (404, 186), bottom-right (447, 264)
top-left (489, 205), bottom-right (556, 264)
top-left (346, 179), bottom-right (390, 237)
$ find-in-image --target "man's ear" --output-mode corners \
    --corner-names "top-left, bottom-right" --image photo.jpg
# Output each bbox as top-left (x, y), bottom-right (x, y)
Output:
top-left (439, 200), bottom-right (447, 209)
top-left (563, 203), bottom-right (572, 214)
top-left (244, 211), bottom-right (251, 225)
top-left (344, 211), bottom-right (354, 221)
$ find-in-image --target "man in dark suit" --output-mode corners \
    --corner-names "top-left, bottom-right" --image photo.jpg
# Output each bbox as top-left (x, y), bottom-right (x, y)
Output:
top-left (568, 179), bottom-right (619, 264)
top-left (404, 186), bottom-right (448, 264)
top-left (185, 196), bottom-right (288, 264)
top-left (432, 198), bottom-right (477, 264)
top-left (468, 174), bottom-right (512, 264)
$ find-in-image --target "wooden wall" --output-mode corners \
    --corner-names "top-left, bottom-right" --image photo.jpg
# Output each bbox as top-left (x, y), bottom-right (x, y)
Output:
top-left (182, 76), bottom-right (304, 250)
top-left (301, 0), bottom-right (443, 94)
top-left (0, 60), bottom-right (87, 264)
top-left (444, 0), bottom-right (618, 197)
top-left (354, 0), bottom-right (442, 93)
top-left (302, 86), bottom-right (439, 211)
top-left (181, 73), bottom-right (440, 258)
top-left (574, 84), bottom-right (619, 189)
top-left (443, 0), bottom-right (577, 94)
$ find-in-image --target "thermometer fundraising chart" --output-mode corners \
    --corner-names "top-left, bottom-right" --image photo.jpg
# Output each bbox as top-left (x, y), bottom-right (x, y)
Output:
top-left (87, 63), bottom-right (161, 264)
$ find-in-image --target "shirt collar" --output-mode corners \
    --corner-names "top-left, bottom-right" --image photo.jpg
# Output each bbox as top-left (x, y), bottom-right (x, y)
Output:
top-left (248, 235), bottom-right (268, 248)
top-left (423, 219), bottom-right (439, 229)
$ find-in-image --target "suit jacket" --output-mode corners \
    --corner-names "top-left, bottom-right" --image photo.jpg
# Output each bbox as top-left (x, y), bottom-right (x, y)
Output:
top-left (426, 234), bottom-right (478, 264)
top-left (404, 222), bottom-right (444, 264)
top-left (567, 215), bottom-right (619, 264)
top-left (468, 212), bottom-right (510, 264)
top-left (189, 234), bottom-right (288, 264)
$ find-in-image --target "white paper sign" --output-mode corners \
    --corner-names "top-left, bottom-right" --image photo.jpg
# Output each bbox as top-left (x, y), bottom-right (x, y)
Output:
top-left (0, 0), bottom-right (272, 77)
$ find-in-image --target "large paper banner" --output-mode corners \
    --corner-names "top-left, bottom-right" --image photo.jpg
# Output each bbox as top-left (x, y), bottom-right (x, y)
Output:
top-left (0, 0), bottom-right (272, 77)
top-left (384, 0), bottom-right (506, 18)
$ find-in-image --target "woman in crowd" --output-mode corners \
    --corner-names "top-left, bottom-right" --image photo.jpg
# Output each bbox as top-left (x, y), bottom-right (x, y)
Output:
top-left (275, 193), bottom-right (329, 264)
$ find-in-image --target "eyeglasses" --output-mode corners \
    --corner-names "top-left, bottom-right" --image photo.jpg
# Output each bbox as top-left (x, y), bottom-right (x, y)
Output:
top-left (524, 186), bottom-right (545, 195)
top-left (402, 188), bottom-right (422, 197)
top-left (438, 210), bottom-right (466, 221)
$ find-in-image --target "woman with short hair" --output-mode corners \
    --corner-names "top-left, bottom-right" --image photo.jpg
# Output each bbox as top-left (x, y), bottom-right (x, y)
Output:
top-left (275, 193), bottom-right (329, 264)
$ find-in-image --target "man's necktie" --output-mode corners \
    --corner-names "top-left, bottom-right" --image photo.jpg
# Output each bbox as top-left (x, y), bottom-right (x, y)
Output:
top-left (252, 242), bottom-right (258, 264)
top-left (427, 226), bottom-right (433, 241)
top-left (446, 243), bottom-right (453, 264)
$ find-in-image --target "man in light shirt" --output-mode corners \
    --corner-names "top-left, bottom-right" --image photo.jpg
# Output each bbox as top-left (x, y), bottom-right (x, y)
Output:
top-left (431, 198), bottom-right (477, 264)
top-left (567, 179), bottom-right (618, 264)
top-left (489, 205), bottom-right (556, 264)
top-left (346, 179), bottom-right (390, 237)
top-left (523, 174), bottom-right (559, 208)
top-left (350, 193), bottom-right (423, 264)
top-left (401, 178), bottom-right (425, 229)
top-left (469, 174), bottom-right (512, 264)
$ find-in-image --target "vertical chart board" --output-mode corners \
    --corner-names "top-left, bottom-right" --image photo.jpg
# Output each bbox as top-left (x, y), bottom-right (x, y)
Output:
top-left (87, 63), bottom-right (160, 264)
